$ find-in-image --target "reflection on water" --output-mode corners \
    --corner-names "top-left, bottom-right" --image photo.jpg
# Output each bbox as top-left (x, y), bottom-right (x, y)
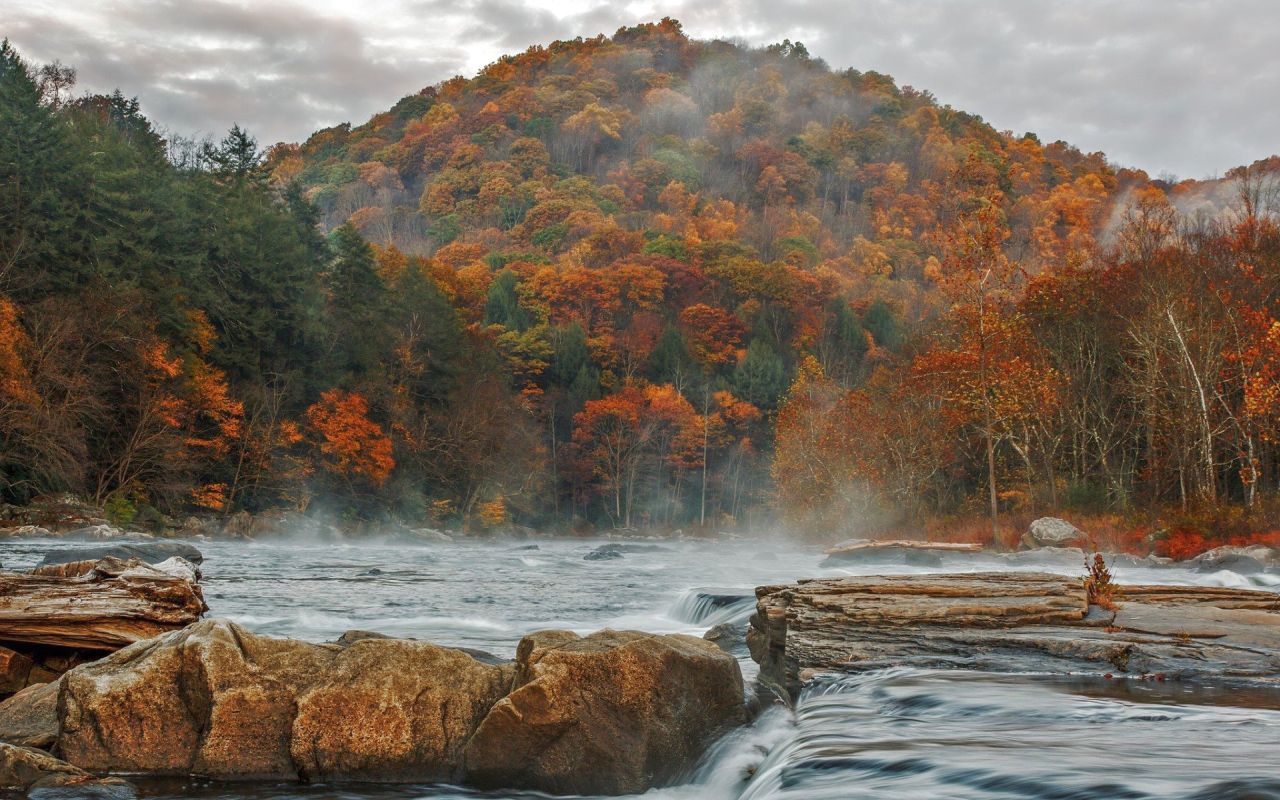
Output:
top-left (3, 535), bottom-right (1278, 799)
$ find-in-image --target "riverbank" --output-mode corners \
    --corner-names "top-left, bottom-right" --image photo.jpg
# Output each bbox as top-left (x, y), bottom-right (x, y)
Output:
top-left (3, 533), bottom-right (1280, 798)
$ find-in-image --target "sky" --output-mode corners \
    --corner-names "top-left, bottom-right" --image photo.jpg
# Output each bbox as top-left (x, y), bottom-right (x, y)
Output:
top-left (5, 0), bottom-right (1277, 179)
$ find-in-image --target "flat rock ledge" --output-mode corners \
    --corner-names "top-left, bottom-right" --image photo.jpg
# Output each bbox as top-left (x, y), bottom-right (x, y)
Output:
top-left (0, 557), bottom-right (206, 653)
top-left (748, 572), bottom-right (1280, 701)
top-left (2, 619), bottom-right (743, 796)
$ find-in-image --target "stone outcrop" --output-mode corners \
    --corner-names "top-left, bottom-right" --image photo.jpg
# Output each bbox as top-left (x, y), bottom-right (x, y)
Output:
top-left (57, 619), bottom-right (510, 782)
top-left (0, 557), bottom-right (205, 652)
top-left (749, 572), bottom-right (1280, 700)
top-left (463, 629), bottom-right (744, 795)
top-left (43, 620), bottom-right (742, 795)
top-left (1020, 517), bottom-right (1088, 549)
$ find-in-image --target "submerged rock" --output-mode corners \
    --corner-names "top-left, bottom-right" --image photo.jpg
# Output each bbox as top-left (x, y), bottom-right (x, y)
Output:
top-left (462, 629), bottom-right (745, 795)
top-left (38, 541), bottom-right (203, 568)
top-left (584, 542), bottom-right (669, 561)
top-left (1020, 517), bottom-right (1088, 550)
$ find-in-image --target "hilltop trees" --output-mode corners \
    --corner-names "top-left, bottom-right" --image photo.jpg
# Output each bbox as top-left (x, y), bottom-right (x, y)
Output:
top-left (2, 29), bottom-right (1279, 544)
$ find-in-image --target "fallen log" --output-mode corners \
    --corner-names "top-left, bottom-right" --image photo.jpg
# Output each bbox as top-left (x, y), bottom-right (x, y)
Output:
top-left (0, 557), bottom-right (205, 652)
top-left (749, 572), bottom-right (1280, 700)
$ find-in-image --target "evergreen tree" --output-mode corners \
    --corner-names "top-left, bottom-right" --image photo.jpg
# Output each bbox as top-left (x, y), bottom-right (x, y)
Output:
top-left (734, 338), bottom-right (787, 409)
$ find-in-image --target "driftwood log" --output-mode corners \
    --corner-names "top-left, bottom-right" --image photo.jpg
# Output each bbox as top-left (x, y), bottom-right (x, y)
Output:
top-left (0, 557), bottom-right (205, 652)
top-left (749, 572), bottom-right (1280, 700)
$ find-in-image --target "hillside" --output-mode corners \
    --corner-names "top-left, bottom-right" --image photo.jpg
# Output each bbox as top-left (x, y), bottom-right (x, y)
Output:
top-left (3, 23), bottom-right (1280, 552)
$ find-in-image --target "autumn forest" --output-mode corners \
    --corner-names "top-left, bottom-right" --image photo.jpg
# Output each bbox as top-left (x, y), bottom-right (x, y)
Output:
top-left (3, 20), bottom-right (1280, 555)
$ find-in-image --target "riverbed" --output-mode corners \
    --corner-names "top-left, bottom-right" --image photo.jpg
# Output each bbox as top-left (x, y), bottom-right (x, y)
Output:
top-left (5, 535), bottom-right (1280, 799)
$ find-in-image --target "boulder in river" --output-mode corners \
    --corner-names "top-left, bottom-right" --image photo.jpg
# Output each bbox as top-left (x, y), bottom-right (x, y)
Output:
top-left (1020, 517), bottom-right (1088, 550)
top-left (583, 542), bottom-right (670, 561)
top-left (38, 541), bottom-right (203, 568)
top-left (1190, 545), bottom-right (1276, 574)
top-left (750, 572), bottom-right (1280, 700)
top-left (50, 619), bottom-right (742, 794)
top-left (462, 629), bottom-right (745, 795)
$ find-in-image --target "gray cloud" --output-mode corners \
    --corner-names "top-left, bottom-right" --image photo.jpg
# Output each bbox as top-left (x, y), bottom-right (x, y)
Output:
top-left (5, 0), bottom-right (1277, 177)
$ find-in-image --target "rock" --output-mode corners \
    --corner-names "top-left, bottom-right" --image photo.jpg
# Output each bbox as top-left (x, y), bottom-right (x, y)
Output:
top-left (0, 525), bottom-right (54, 539)
top-left (583, 542), bottom-right (669, 561)
top-left (0, 557), bottom-right (205, 651)
top-left (584, 544), bottom-right (625, 560)
top-left (703, 622), bottom-right (747, 657)
top-left (0, 680), bottom-right (59, 749)
top-left (463, 629), bottom-right (745, 795)
top-left (0, 742), bottom-right (136, 796)
top-left (0, 495), bottom-right (106, 532)
top-left (332, 631), bottom-right (505, 665)
top-left (1191, 545), bottom-right (1277, 574)
top-left (0, 647), bottom-right (34, 696)
top-left (410, 528), bottom-right (453, 542)
top-left (333, 629), bottom-right (390, 646)
top-left (38, 541), bottom-right (203, 568)
top-left (821, 539), bottom-right (983, 567)
top-left (511, 544), bottom-right (540, 551)
top-left (62, 525), bottom-right (153, 542)
top-left (57, 619), bottom-right (512, 782)
top-left (49, 620), bottom-right (743, 793)
top-left (750, 573), bottom-right (1280, 700)
top-left (1020, 517), bottom-right (1088, 550)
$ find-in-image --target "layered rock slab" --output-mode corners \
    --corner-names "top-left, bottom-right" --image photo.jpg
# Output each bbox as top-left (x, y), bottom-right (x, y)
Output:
top-left (0, 557), bottom-right (205, 652)
top-left (749, 572), bottom-right (1280, 700)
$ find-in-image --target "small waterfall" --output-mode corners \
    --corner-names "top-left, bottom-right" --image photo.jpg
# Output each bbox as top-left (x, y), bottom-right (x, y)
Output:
top-left (668, 588), bottom-right (757, 626)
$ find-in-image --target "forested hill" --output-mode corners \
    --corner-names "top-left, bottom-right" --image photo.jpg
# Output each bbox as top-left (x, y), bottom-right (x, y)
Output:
top-left (3, 23), bottom-right (1279, 553)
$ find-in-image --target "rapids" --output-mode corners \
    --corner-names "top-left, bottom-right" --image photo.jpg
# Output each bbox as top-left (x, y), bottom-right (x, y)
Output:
top-left (5, 535), bottom-right (1279, 799)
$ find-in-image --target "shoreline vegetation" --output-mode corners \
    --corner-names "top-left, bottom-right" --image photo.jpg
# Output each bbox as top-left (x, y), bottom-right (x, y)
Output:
top-left (3, 26), bottom-right (1280, 558)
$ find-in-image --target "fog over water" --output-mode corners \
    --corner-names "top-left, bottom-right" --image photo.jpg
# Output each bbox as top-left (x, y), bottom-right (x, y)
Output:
top-left (6, 536), bottom-right (1280, 799)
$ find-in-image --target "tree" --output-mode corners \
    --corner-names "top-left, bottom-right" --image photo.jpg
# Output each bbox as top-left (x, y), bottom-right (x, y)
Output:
top-left (305, 389), bottom-right (394, 491)
top-left (734, 338), bottom-right (787, 410)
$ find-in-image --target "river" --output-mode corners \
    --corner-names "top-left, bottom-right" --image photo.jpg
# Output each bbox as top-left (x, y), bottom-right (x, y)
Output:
top-left (5, 535), bottom-right (1280, 799)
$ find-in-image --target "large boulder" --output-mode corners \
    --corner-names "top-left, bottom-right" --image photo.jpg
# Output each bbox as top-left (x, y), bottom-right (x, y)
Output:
top-left (58, 619), bottom-right (512, 782)
top-left (462, 629), bottom-right (745, 795)
top-left (1020, 517), bottom-right (1087, 550)
top-left (38, 541), bottom-right (202, 568)
top-left (1191, 545), bottom-right (1276, 574)
top-left (47, 621), bottom-right (746, 794)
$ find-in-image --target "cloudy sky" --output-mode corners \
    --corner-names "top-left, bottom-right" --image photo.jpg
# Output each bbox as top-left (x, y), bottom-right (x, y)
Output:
top-left (6, 0), bottom-right (1277, 178)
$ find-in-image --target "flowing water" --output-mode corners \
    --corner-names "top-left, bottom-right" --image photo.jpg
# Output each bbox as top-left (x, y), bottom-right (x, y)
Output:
top-left (5, 536), bottom-right (1280, 799)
